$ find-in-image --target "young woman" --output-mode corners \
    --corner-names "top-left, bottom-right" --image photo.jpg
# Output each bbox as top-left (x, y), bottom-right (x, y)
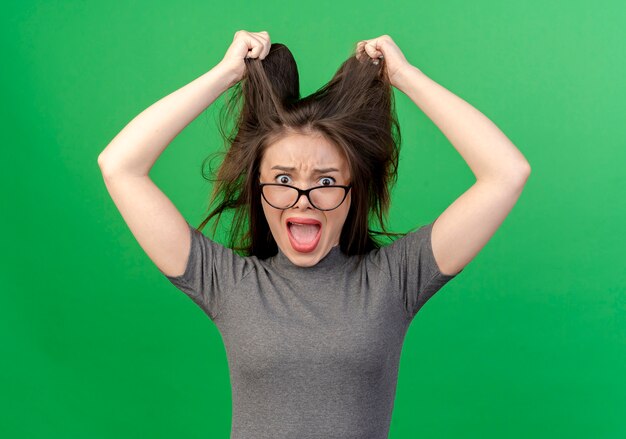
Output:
top-left (98, 30), bottom-right (530, 439)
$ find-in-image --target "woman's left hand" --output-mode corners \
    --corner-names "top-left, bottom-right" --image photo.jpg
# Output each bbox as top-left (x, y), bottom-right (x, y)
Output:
top-left (356, 35), bottom-right (415, 89)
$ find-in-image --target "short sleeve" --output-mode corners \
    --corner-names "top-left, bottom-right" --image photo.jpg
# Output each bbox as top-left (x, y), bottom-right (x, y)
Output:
top-left (369, 221), bottom-right (463, 319)
top-left (161, 221), bottom-right (252, 321)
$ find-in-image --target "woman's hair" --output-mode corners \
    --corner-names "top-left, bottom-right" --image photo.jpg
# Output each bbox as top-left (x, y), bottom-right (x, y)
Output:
top-left (197, 42), bottom-right (406, 261)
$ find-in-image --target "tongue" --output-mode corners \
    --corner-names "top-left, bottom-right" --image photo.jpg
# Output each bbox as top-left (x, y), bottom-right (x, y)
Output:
top-left (289, 223), bottom-right (320, 243)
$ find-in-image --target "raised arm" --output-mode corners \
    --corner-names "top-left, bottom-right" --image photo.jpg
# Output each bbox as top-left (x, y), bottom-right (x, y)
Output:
top-left (395, 65), bottom-right (530, 276)
top-left (357, 35), bottom-right (531, 276)
top-left (97, 30), bottom-right (271, 277)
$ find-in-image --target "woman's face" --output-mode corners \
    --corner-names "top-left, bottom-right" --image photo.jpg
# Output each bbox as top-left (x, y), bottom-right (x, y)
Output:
top-left (259, 132), bottom-right (352, 267)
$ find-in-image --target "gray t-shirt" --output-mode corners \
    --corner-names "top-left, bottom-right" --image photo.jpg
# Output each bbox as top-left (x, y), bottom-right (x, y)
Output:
top-left (163, 220), bottom-right (461, 439)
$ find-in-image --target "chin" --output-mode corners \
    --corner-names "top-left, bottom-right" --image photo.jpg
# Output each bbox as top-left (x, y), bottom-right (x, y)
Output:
top-left (281, 237), bottom-right (331, 267)
top-left (286, 245), bottom-right (323, 266)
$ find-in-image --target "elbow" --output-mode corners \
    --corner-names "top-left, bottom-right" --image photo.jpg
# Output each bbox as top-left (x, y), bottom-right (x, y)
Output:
top-left (519, 161), bottom-right (531, 181)
top-left (511, 162), bottom-right (531, 188)
top-left (510, 156), bottom-right (531, 181)
top-left (520, 159), bottom-right (531, 175)
top-left (97, 153), bottom-right (149, 178)
top-left (97, 152), bottom-right (122, 177)
top-left (483, 162), bottom-right (531, 188)
top-left (97, 153), bottom-right (112, 174)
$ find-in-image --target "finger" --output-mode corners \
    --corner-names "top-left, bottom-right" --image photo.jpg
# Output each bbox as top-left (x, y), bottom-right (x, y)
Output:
top-left (254, 31), bottom-right (270, 44)
top-left (364, 40), bottom-right (383, 59)
top-left (252, 31), bottom-right (271, 60)
top-left (355, 41), bottom-right (366, 60)
top-left (245, 34), bottom-right (265, 58)
top-left (257, 32), bottom-right (272, 60)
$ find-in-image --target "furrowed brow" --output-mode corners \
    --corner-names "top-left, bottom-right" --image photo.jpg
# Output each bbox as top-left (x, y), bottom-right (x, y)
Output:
top-left (270, 165), bottom-right (340, 174)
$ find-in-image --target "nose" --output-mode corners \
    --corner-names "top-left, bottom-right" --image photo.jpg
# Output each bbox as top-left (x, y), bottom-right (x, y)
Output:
top-left (293, 191), bottom-right (313, 209)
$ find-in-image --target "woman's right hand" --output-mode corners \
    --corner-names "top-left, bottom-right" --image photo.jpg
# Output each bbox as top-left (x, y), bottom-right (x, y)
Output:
top-left (217, 30), bottom-right (272, 86)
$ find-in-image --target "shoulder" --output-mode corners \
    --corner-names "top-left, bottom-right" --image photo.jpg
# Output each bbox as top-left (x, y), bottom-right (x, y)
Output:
top-left (364, 225), bottom-right (431, 274)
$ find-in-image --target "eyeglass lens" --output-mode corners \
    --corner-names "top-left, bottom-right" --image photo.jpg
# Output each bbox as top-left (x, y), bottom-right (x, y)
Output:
top-left (263, 185), bottom-right (346, 210)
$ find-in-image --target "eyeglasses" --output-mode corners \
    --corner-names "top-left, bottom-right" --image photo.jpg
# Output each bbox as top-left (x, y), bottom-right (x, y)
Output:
top-left (259, 183), bottom-right (352, 211)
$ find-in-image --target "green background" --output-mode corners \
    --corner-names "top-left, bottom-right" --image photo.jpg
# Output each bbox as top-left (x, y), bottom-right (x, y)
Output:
top-left (2, 0), bottom-right (625, 437)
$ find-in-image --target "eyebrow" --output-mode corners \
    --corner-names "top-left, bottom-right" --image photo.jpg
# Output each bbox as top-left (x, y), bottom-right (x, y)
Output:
top-left (270, 165), bottom-right (340, 174)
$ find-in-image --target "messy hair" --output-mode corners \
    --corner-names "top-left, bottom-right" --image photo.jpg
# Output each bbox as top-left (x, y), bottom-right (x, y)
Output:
top-left (198, 43), bottom-right (405, 261)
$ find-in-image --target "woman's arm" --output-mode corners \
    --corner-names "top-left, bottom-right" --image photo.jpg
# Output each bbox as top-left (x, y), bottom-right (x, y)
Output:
top-left (97, 62), bottom-right (238, 177)
top-left (394, 65), bottom-right (531, 183)
top-left (394, 65), bottom-right (531, 276)
top-left (357, 34), bottom-right (531, 276)
top-left (99, 29), bottom-right (273, 176)
top-left (96, 30), bottom-right (271, 278)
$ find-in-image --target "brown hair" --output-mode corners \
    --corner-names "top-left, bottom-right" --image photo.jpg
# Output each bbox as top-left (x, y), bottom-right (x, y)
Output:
top-left (198, 43), bottom-right (406, 261)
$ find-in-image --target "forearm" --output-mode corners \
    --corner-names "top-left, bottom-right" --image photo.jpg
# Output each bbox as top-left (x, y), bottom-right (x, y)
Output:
top-left (98, 62), bottom-right (239, 177)
top-left (394, 65), bottom-right (530, 185)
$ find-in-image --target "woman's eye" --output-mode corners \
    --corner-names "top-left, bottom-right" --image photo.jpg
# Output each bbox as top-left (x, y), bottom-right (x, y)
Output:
top-left (276, 174), bottom-right (291, 184)
top-left (320, 177), bottom-right (335, 186)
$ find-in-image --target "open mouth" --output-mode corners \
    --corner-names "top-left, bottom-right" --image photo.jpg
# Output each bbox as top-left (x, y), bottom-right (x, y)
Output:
top-left (286, 219), bottom-right (322, 253)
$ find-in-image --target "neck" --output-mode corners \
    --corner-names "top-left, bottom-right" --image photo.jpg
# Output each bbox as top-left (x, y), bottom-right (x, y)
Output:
top-left (270, 244), bottom-right (349, 276)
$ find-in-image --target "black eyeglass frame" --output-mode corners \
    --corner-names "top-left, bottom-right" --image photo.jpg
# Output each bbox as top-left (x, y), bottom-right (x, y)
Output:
top-left (259, 183), bottom-right (352, 211)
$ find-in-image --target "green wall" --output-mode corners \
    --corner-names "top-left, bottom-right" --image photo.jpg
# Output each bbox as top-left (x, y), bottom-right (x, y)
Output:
top-left (2, 0), bottom-right (624, 437)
